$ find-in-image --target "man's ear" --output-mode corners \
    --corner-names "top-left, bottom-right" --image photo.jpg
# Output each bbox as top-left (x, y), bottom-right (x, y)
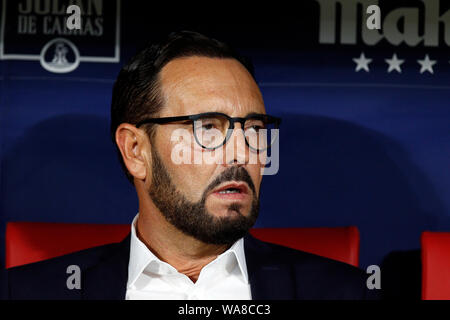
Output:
top-left (115, 123), bottom-right (150, 181)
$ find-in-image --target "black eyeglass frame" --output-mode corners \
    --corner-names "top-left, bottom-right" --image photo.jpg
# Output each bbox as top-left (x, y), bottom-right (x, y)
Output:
top-left (136, 112), bottom-right (281, 151)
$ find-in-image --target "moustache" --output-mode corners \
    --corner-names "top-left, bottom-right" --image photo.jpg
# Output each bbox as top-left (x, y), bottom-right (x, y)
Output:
top-left (204, 166), bottom-right (256, 197)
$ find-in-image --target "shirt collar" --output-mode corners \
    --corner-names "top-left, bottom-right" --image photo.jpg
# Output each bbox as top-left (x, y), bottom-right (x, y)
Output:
top-left (127, 214), bottom-right (159, 288)
top-left (127, 213), bottom-right (249, 288)
top-left (224, 234), bottom-right (249, 284)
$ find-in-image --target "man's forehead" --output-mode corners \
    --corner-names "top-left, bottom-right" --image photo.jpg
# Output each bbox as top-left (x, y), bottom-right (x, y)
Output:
top-left (158, 56), bottom-right (265, 116)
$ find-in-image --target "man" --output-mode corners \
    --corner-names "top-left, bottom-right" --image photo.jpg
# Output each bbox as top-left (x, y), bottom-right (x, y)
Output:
top-left (2, 31), bottom-right (377, 299)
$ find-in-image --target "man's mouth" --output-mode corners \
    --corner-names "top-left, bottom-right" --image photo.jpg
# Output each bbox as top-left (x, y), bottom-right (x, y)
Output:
top-left (211, 182), bottom-right (250, 200)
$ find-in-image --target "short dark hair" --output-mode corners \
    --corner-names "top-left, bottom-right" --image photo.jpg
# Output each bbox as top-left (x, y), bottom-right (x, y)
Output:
top-left (110, 30), bottom-right (255, 184)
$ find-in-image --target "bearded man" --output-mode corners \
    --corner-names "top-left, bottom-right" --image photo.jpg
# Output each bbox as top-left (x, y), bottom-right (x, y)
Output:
top-left (2, 31), bottom-right (377, 300)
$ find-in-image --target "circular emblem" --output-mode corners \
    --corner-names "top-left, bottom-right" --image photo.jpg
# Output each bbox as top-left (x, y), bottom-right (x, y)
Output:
top-left (40, 38), bottom-right (80, 73)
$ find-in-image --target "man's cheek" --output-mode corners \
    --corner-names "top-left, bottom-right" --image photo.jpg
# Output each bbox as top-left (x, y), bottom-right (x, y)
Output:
top-left (248, 168), bottom-right (262, 193)
top-left (175, 167), bottom-right (206, 199)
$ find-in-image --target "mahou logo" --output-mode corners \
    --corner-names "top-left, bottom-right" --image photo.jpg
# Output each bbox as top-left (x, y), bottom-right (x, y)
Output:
top-left (317, 0), bottom-right (450, 47)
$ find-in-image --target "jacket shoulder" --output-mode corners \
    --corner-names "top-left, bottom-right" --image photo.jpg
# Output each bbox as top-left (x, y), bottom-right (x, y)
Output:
top-left (244, 235), bottom-right (380, 299)
top-left (4, 241), bottom-right (122, 300)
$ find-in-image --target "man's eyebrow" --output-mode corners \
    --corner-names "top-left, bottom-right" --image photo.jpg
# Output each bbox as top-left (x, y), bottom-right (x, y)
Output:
top-left (245, 112), bottom-right (266, 117)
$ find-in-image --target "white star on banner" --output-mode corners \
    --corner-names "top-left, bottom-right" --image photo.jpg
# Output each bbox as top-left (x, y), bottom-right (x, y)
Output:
top-left (417, 54), bottom-right (436, 74)
top-left (353, 52), bottom-right (372, 72)
top-left (385, 53), bottom-right (405, 73)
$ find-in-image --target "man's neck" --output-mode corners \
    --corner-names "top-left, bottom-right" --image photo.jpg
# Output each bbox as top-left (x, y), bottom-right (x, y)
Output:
top-left (136, 210), bottom-right (230, 283)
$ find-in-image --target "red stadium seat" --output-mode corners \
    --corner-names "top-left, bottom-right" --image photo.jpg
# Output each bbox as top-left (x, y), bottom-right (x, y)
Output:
top-left (5, 222), bottom-right (359, 269)
top-left (5, 222), bottom-right (130, 269)
top-left (421, 231), bottom-right (450, 300)
top-left (249, 227), bottom-right (359, 267)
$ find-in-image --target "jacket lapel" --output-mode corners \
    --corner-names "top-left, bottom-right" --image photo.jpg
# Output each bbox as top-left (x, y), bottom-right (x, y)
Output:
top-left (244, 233), bottom-right (297, 299)
top-left (82, 234), bottom-right (131, 300)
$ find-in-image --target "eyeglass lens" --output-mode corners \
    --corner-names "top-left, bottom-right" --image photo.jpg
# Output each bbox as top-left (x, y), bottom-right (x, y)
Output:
top-left (193, 114), bottom-right (277, 150)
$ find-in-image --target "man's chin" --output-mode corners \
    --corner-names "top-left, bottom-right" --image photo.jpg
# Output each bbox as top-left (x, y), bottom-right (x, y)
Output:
top-left (207, 207), bottom-right (249, 220)
top-left (197, 228), bottom-right (250, 246)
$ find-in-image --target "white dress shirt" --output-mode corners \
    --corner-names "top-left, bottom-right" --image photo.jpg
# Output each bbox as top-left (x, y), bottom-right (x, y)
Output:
top-left (125, 214), bottom-right (252, 300)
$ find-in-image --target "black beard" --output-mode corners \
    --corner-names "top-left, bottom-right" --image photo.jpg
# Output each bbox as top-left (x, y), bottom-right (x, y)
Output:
top-left (148, 147), bottom-right (260, 245)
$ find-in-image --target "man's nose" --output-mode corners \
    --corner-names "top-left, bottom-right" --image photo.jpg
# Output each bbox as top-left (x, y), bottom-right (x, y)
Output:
top-left (223, 123), bottom-right (249, 166)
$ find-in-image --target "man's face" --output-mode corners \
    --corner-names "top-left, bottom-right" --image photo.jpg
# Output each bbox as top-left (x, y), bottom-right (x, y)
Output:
top-left (145, 56), bottom-right (266, 244)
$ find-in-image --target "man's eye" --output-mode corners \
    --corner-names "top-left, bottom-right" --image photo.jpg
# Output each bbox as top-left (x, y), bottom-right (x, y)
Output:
top-left (246, 124), bottom-right (264, 132)
top-left (202, 123), bottom-right (215, 130)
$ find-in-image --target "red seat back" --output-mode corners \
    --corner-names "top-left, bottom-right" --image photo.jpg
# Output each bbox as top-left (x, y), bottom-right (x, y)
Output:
top-left (421, 231), bottom-right (450, 300)
top-left (249, 227), bottom-right (359, 266)
top-left (5, 222), bottom-right (359, 268)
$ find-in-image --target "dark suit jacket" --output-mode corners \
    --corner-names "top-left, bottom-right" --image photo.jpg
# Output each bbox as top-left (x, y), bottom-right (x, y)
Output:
top-left (1, 233), bottom-right (380, 299)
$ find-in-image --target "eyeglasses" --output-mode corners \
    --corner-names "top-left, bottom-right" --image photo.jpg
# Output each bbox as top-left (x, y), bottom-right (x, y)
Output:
top-left (136, 112), bottom-right (281, 151)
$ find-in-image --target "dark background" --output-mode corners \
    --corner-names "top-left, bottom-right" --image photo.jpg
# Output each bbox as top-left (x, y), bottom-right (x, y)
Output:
top-left (1, 1), bottom-right (449, 299)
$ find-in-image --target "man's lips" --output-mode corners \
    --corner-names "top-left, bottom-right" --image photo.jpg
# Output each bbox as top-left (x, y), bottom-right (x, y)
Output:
top-left (210, 182), bottom-right (250, 201)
